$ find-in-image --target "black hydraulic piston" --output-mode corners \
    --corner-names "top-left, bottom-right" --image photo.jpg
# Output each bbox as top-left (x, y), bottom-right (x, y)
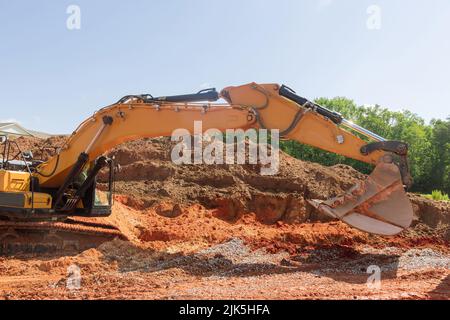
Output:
top-left (279, 85), bottom-right (343, 125)
top-left (154, 88), bottom-right (219, 103)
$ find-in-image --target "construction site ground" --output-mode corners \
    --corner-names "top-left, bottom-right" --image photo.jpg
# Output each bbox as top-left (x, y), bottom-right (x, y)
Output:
top-left (0, 137), bottom-right (449, 300)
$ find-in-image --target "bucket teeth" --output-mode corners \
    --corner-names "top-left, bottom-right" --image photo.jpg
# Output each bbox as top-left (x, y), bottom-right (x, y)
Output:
top-left (307, 162), bottom-right (413, 236)
top-left (307, 199), bottom-right (338, 219)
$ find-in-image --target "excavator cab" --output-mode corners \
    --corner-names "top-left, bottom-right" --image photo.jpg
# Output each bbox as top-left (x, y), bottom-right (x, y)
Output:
top-left (0, 137), bottom-right (52, 217)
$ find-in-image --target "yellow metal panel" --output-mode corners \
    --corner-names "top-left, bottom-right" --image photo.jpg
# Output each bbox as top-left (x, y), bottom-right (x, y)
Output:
top-left (0, 191), bottom-right (52, 209)
top-left (23, 191), bottom-right (52, 209)
top-left (0, 170), bottom-right (31, 192)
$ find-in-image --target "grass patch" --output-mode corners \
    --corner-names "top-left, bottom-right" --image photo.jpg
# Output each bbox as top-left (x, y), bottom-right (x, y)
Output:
top-left (422, 190), bottom-right (450, 201)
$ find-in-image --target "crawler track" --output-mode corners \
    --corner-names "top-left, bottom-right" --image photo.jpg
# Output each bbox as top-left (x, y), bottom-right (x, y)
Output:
top-left (0, 218), bottom-right (127, 255)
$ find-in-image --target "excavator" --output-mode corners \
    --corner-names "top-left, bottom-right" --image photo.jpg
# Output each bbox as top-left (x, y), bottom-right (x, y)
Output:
top-left (0, 82), bottom-right (414, 254)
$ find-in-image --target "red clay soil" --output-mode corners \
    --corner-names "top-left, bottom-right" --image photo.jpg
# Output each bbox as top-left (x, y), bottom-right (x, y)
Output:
top-left (0, 136), bottom-right (448, 300)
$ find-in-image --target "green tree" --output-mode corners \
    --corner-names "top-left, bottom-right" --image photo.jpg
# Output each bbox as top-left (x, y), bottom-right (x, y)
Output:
top-left (429, 118), bottom-right (450, 194)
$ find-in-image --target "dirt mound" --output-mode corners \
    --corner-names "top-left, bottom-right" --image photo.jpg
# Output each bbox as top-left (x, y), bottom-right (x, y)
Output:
top-left (12, 136), bottom-right (450, 249)
top-left (104, 138), bottom-right (449, 236)
top-left (10, 135), bottom-right (67, 161)
top-left (409, 194), bottom-right (450, 228)
top-left (104, 137), bottom-right (367, 224)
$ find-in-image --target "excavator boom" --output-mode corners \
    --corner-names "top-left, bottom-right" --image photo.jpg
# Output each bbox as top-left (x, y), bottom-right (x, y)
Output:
top-left (0, 82), bottom-right (413, 248)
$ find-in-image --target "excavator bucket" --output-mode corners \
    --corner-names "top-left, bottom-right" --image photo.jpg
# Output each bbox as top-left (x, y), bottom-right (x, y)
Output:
top-left (308, 161), bottom-right (413, 236)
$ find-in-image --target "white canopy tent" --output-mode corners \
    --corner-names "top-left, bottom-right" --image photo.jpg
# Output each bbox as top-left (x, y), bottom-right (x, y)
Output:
top-left (0, 122), bottom-right (33, 137)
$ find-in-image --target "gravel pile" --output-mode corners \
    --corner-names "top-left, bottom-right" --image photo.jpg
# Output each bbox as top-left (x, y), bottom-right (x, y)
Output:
top-left (152, 238), bottom-right (289, 277)
top-left (292, 246), bottom-right (450, 275)
top-left (199, 238), bottom-right (287, 264)
top-left (397, 248), bottom-right (450, 270)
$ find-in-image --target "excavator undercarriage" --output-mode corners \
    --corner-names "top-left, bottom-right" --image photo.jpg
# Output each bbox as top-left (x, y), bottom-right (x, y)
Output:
top-left (0, 82), bottom-right (414, 254)
top-left (0, 218), bottom-right (127, 255)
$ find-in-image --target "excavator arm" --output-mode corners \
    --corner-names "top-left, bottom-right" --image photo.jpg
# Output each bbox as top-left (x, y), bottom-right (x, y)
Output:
top-left (222, 83), bottom-right (413, 235)
top-left (2, 82), bottom-right (413, 236)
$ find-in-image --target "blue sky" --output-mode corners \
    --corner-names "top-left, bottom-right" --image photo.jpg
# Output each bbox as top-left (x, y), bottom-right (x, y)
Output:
top-left (0, 0), bottom-right (449, 133)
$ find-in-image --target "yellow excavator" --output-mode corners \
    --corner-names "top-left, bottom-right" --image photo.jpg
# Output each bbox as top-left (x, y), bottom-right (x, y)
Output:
top-left (0, 82), bottom-right (414, 253)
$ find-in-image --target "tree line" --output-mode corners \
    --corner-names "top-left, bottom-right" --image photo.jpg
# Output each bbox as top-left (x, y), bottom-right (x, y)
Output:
top-left (280, 97), bottom-right (449, 195)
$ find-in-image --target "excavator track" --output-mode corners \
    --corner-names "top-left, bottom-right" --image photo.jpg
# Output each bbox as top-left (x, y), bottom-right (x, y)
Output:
top-left (0, 218), bottom-right (127, 255)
